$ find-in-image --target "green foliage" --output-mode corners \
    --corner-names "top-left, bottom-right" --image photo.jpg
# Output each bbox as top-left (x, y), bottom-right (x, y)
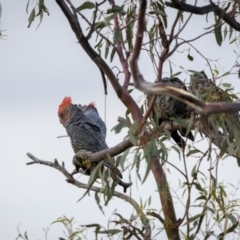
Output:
top-left (51, 216), bottom-right (86, 240)
top-left (15, 226), bottom-right (29, 240)
top-left (189, 181), bottom-right (240, 239)
top-left (187, 54), bottom-right (194, 61)
top-left (76, 2), bottom-right (95, 12)
top-left (107, 5), bottom-right (125, 15)
top-left (214, 16), bottom-right (223, 46)
top-left (26, 0), bottom-right (49, 28)
top-left (16, 214), bottom-right (151, 240)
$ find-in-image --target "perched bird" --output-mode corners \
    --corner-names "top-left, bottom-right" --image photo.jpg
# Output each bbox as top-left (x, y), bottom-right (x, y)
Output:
top-left (189, 71), bottom-right (240, 165)
top-left (188, 71), bottom-right (233, 101)
top-left (147, 77), bottom-right (194, 149)
top-left (58, 97), bottom-right (132, 192)
top-left (189, 71), bottom-right (240, 131)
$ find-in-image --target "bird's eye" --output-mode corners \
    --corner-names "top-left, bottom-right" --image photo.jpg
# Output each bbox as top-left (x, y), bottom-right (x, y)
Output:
top-left (60, 113), bottom-right (65, 118)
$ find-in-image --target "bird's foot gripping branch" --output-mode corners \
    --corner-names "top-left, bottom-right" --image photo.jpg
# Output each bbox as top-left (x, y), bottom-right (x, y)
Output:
top-left (72, 154), bottom-right (132, 193)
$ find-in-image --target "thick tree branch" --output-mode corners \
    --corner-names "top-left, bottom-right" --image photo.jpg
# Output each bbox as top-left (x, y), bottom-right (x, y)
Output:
top-left (165, 0), bottom-right (240, 31)
top-left (26, 152), bottom-right (151, 238)
top-left (75, 139), bottom-right (134, 162)
top-left (151, 156), bottom-right (180, 239)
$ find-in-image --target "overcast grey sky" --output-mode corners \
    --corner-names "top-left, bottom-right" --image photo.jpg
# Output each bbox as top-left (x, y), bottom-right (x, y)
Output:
top-left (1, 1), bottom-right (240, 239)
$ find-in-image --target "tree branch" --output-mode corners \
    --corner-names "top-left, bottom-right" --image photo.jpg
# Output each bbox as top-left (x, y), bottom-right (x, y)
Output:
top-left (141, 13), bottom-right (170, 129)
top-left (26, 152), bottom-right (151, 238)
top-left (77, 11), bottom-right (114, 47)
top-left (151, 156), bottom-right (180, 239)
top-left (165, 0), bottom-right (240, 31)
top-left (129, 1), bottom-right (180, 239)
top-left (86, 0), bottom-right (106, 40)
top-left (147, 211), bottom-right (164, 224)
top-left (166, 28), bottom-right (214, 60)
top-left (75, 139), bottom-right (134, 162)
top-left (110, 0), bottom-right (131, 90)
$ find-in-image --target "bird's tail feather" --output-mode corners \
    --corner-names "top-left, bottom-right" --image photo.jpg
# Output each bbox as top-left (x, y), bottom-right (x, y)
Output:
top-left (180, 129), bottom-right (195, 141)
top-left (104, 161), bottom-right (123, 179)
top-left (171, 131), bottom-right (186, 149)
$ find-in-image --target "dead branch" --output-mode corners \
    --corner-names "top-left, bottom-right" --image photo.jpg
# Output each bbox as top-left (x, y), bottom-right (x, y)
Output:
top-left (26, 152), bottom-right (151, 238)
top-left (165, 0), bottom-right (240, 31)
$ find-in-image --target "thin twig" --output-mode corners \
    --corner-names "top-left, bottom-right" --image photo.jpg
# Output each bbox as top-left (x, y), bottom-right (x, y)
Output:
top-left (166, 29), bottom-right (214, 60)
top-left (165, 0), bottom-right (240, 31)
top-left (169, 9), bottom-right (181, 43)
top-left (78, 9), bottom-right (114, 46)
top-left (110, 0), bottom-right (131, 90)
top-left (86, 1), bottom-right (100, 39)
top-left (147, 211), bottom-right (164, 224)
top-left (172, 0), bottom-right (197, 40)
